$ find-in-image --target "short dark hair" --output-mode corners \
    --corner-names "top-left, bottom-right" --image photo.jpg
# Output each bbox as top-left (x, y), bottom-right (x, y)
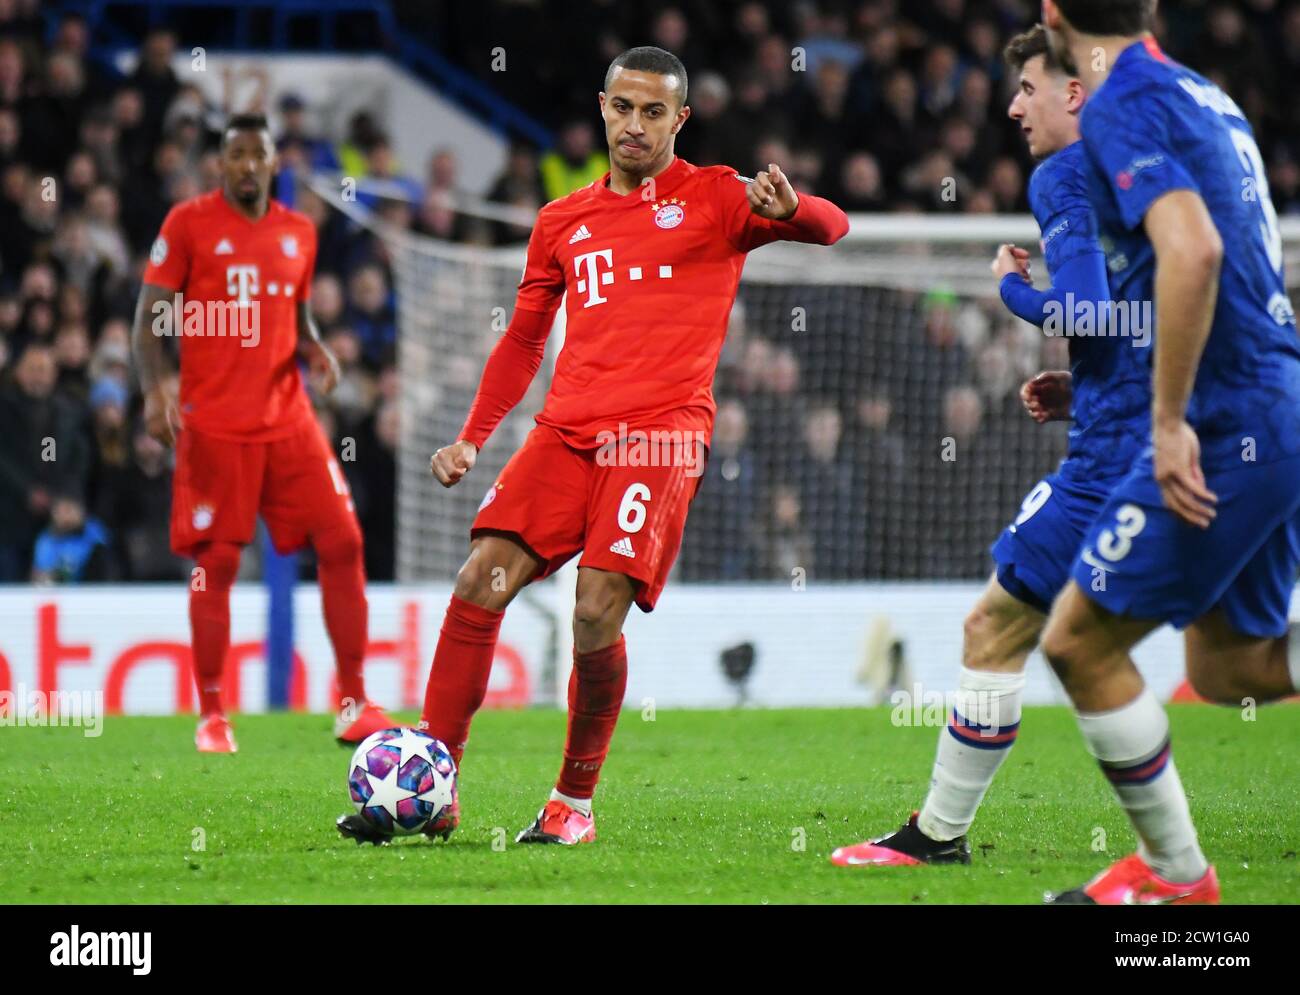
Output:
top-left (221, 112), bottom-right (270, 147)
top-left (1054, 0), bottom-right (1156, 36)
top-left (604, 46), bottom-right (688, 106)
top-left (1004, 25), bottom-right (1063, 74)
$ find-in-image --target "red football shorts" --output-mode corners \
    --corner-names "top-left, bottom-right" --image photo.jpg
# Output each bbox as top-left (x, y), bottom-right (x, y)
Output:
top-left (170, 416), bottom-right (357, 557)
top-left (471, 423), bottom-right (704, 611)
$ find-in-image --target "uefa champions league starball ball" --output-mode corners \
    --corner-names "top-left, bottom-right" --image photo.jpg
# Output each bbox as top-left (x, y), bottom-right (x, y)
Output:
top-left (347, 728), bottom-right (457, 837)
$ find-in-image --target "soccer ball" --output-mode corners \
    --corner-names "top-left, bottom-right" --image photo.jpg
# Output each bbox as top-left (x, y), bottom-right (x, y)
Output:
top-left (347, 728), bottom-right (457, 836)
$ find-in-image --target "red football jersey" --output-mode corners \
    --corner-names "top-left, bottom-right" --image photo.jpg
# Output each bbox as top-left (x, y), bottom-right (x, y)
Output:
top-left (142, 189), bottom-right (317, 441)
top-left (515, 156), bottom-right (847, 448)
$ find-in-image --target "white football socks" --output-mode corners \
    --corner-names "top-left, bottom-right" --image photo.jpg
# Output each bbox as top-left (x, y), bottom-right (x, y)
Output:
top-left (1075, 686), bottom-right (1208, 884)
top-left (550, 788), bottom-right (592, 816)
top-left (917, 667), bottom-right (1025, 842)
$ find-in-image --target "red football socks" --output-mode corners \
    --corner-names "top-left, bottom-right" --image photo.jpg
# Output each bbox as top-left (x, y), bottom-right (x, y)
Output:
top-left (419, 595), bottom-right (505, 765)
top-left (315, 523), bottom-right (369, 707)
top-left (556, 636), bottom-right (629, 801)
top-left (189, 542), bottom-right (242, 716)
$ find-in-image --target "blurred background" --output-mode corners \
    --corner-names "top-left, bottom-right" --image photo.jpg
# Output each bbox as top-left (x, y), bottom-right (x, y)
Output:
top-left (1, 0), bottom-right (1299, 711)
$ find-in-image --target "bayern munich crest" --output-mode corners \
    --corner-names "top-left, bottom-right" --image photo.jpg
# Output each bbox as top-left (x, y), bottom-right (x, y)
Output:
top-left (192, 504), bottom-right (214, 530)
top-left (651, 199), bottom-right (686, 229)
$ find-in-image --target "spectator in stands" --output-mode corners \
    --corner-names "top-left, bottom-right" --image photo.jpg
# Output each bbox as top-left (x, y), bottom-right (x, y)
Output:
top-left (26, 50), bottom-right (88, 173)
top-left (747, 342), bottom-right (806, 458)
top-left (89, 323), bottom-right (133, 389)
top-left (848, 385), bottom-right (907, 577)
top-left (127, 27), bottom-right (180, 148)
top-left (163, 85), bottom-right (215, 171)
top-left (52, 321), bottom-right (92, 400)
top-left (796, 58), bottom-right (856, 175)
top-left (414, 146), bottom-right (475, 241)
top-left (336, 109), bottom-right (383, 178)
top-left (111, 427), bottom-right (186, 581)
top-left (31, 493), bottom-right (112, 584)
top-left (485, 142), bottom-right (543, 244)
top-left (275, 92), bottom-right (339, 172)
top-left (912, 384), bottom-right (1007, 578)
top-left (111, 86), bottom-right (153, 177)
top-left (836, 150), bottom-right (886, 211)
top-left (51, 12), bottom-right (113, 98)
top-left (759, 484), bottom-right (814, 580)
top-left (799, 403), bottom-right (861, 580)
top-left (539, 119), bottom-right (606, 201)
top-left (344, 263), bottom-right (397, 369)
top-left (681, 398), bottom-right (759, 580)
top-left (0, 342), bottom-right (91, 580)
top-left (324, 325), bottom-right (376, 434)
top-left (80, 107), bottom-right (123, 186)
top-left (350, 398), bottom-right (398, 581)
top-left (88, 375), bottom-right (131, 538)
top-left (794, 3), bottom-right (865, 77)
top-left (361, 135), bottom-right (422, 205)
top-left (310, 272), bottom-right (346, 328)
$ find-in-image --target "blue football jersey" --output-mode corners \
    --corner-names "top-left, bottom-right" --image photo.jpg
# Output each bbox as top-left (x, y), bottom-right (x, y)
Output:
top-left (1026, 141), bottom-right (1149, 484)
top-left (1079, 38), bottom-right (1300, 467)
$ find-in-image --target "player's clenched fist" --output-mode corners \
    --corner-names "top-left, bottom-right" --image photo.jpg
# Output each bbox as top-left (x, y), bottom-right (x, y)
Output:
top-left (1020, 370), bottom-right (1072, 423)
top-left (302, 339), bottom-right (341, 395)
top-left (992, 243), bottom-right (1031, 281)
top-left (431, 440), bottom-right (478, 487)
top-left (143, 383), bottom-right (181, 447)
top-left (747, 163), bottom-right (799, 220)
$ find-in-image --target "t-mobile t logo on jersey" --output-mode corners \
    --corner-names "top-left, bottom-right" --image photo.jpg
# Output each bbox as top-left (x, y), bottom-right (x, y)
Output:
top-left (226, 264), bottom-right (259, 306)
top-left (573, 249), bottom-right (673, 309)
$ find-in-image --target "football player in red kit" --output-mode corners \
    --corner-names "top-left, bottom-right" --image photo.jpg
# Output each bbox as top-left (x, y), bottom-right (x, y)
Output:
top-left (336, 47), bottom-right (848, 846)
top-left (133, 114), bottom-right (394, 753)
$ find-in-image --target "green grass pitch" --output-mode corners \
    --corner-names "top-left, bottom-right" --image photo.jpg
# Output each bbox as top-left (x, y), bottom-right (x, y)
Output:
top-left (1, 706), bottom-right (1296, 904)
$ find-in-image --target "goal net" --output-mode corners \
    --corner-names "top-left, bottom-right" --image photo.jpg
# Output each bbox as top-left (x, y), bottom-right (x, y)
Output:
top-left (306, 179), bottom-right (1300, 590)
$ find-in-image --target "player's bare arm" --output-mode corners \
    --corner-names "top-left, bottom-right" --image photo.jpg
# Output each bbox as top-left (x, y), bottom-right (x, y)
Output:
top-left (1145, 189), bottom-right (1223, 529)
top-left (1019, 370), bottom-right (1072, 423)
top-left (296, 299), bottom-right (340, 395)
top-left (132, 281), bottom-right (181, 446)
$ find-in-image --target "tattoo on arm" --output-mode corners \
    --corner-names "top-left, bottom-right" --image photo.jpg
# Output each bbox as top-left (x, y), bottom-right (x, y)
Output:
top-left (297, 299), bottom-right (322, 349)
top-left (132, 283), bottom-right (177, 394)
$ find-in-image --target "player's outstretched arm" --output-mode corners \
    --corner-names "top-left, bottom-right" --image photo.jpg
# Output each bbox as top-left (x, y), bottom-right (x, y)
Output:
top-left (740, 164), bottom-right (849, 248)
top-left (297, 299), bottom-right (340, 395)
top-left (132, 282), bottom-right (181, 447)
top-left (995, 241), bottom-right (1109, 333)
top-left (1146, 189), bottom-right (1223, 529)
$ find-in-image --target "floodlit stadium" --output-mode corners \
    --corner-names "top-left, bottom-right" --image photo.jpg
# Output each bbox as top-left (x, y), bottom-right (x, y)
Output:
top-left (0, 0), bottom-right (1298, 930)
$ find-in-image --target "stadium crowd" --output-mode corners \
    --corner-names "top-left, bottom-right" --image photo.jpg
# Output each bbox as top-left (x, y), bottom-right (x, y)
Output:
top-left (0, 0), bottom-right (1297, 584)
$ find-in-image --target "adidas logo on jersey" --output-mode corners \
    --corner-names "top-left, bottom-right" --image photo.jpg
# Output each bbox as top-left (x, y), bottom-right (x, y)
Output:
top-left (609, 536), bottom-right (635, 559)
top-left (215, 238), bottom-right (234, 255)
top-left (569, 224), bottom-right (592, 244)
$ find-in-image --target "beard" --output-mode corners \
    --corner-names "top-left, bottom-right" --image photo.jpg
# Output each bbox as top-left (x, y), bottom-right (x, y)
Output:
top-left (233, 182), bottom-right (263, 206)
